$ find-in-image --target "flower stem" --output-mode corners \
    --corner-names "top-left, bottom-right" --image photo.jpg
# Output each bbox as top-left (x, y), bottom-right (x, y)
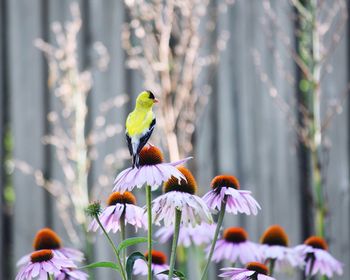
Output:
top-left (120, 213), bottom-right (126, 267)
top-left (269, 258), bottom-right (276, 276)
top-left (94, 214), bottom-right (127, 280)
top-left (48, 273), bottom-right (54, 280)
top-left (146, 185), bottom-right (153, 280)
top-left (168, 209), bottom-right (182, 280)
top-left (200, 199), bottom-right (227, 280)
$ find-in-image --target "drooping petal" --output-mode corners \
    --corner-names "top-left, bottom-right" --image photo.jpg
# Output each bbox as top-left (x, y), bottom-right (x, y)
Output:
top-left (113, 158), bottom-right (191, 192)
top-left (152, 192), bottom-right (212, 227)
top-left (203, 187), bottom-right (261, 216)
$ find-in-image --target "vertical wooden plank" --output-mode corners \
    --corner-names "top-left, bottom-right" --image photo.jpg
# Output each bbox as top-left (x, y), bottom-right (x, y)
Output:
top-left (1, 0), bottom-right (13, 278)
top-left (89, 0), bottom-right (127, 199)
top-left (191, 90), bottom-right (216, 279)
top-left (191, 3), bottom-right (219, 278)
top-left (0, 0), bottom-right (5, 277)
top-left (216, 0), bottom-right (242, 228)
top-left (8, 0), bottom-right (46, 268)
top-left (48, 0), bottom-right (78, 23)
top-left (322, 18), bottom-right (350, 279)
top-left (205, 2), bottom-right (242, 278)
top-left (269, 0), bottom-right (300, 235)
top-left (37, 0), bottom-right (68, 250)
top-left (46, 0), bottom-right (86, 247)
top-left (267, 4), bottom-right (301, 279)
top-left (196, 29), bottom-right (216, 192)
top-left (89, 0), bottom-right (127, 279)
top-left (193, 1), bottom-right (301, 278)
top-left (217, 5), bottom-right (239, 179)
top-left (39, 0), bottom-right (54, 231)
top-left (228, 1), bottom-right (300, 279)
top-left (228, 0), bottom-right (261, 236)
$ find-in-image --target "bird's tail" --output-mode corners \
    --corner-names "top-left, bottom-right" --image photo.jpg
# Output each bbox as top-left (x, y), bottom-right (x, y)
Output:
top-left (132, 153), bottom-right (140, 169)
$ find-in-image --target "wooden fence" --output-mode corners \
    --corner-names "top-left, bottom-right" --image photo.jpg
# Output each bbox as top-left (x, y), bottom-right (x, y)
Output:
top-left (0, 0), bottom-right (349, 279)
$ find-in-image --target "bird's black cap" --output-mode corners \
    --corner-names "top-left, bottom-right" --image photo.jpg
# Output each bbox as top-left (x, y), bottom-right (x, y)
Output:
top-left (147, 90), bottom-right (155, 100)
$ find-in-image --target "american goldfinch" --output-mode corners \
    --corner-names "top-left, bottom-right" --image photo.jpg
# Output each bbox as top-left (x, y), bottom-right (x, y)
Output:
top-left (126, 90), bottom-right (158, 168)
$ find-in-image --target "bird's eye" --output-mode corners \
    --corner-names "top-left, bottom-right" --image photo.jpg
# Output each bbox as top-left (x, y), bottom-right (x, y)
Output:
top-left (148, 91), bottom-right (155, 100)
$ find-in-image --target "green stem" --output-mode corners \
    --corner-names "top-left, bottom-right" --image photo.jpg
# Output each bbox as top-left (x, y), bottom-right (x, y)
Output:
top-left (298, 0), bottom-right (326, 240)
top-left (120, 214), bottom-right (126, 267)
top-left (311, 0), bottom-right (325, 237)
top-left (312, 149), bottom-right (325, 237)
top-left (200, 199), bottom-right (227, 280)
top-left (168, 209), bottom-right (182, 280)
top-left (269, 258), bottom-right (276, 276)
top-left (146, 185), bottom-right (153, 280)
top-left (94, 214), bottom-right (127, 280)
top-left (48, 273), bottom-right (54, 280)
top-left (310, 0), bottom-right (325, 239)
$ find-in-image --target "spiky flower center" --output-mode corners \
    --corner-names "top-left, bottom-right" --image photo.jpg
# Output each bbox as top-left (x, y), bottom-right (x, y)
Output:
top-left (246, 262), bottom-right (268, 275)
top-left (30, 249), bottom-right (54, 263)
top-left (33, 228), bottom-right (62, 250)
top-left (145, 250), bottom-right (167, 265)
top-left (107, 192), bottom-right (137, 206)
top-left (304, 236), bottom-right (328, 251)
top-left (163, 166), bottom-right (197, 195)
top-left (223, 227), bottom-right (248, 243)
top-left (85, 201), bottom-right (102, 217)
top-left (211, 175), bottom-right (240, 190)
top-left (139, 145), bottom-right (164, 166)
top-left (260, 225), bottom-right (289, 247)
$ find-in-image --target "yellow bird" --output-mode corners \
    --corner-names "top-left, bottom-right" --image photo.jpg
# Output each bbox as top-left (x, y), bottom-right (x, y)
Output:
top-left (126, 90), bottom-right (158, 168)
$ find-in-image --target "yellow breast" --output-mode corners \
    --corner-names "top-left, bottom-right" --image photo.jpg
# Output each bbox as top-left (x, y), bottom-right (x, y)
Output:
top-left (126, 109), bottom-right (154, 137)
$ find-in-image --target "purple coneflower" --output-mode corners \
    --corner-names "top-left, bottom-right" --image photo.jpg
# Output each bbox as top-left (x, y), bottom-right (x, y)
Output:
top-left (259, 225), bottom-right (300, 273)
top-left (152, 166), bottom-right (212, 279)
top-left (219, 262), bottom-right (276, 280)
top-left (211, 227), bottom-right (261, 264)
top-left (295, 236), bottom-right (343, 278)
top-left (201, 175), bottom-right (261, 280)
top-left (151, 166), bottom-right (212, 227)
top-left (156, 222), bottom-right (216, 248)
top-left (88, 191), bottom-right (146, 233)
top-left (203, 175), bottom-right (261, 215)
top-left (16, 249), bottom-right (75, 280)
top-left (17, 228), bottom-right (84, 267)
top-left (133, 250), bottom-right (171, 280)
top-left (113, 145), bottom-right (189, 192)
top-left (113, 145), bottom-right (190, 279)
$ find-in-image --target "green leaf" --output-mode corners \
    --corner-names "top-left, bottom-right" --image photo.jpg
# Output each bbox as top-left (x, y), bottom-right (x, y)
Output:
top-left (158, 269), bottom-right (187, 280)
top-left (126, 252), bottom-right (147, 280)
top-left (80, 261), bottom-right (120, 271)
top-left (117, 237), bottom-right (148, 253)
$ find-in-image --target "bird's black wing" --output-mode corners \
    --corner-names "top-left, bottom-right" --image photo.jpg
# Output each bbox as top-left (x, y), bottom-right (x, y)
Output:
top-left (126, 133), bottom-right (133, 156)
top-left (137, 118), bottom-right (156, 154)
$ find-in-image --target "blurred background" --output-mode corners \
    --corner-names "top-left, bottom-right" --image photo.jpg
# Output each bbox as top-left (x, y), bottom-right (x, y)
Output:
top-left (0, 0), bottom-right (349, 279)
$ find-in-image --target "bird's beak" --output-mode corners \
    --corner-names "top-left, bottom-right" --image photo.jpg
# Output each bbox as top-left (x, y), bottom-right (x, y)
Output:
top-left (154, 98), bottom-right (159, 104)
